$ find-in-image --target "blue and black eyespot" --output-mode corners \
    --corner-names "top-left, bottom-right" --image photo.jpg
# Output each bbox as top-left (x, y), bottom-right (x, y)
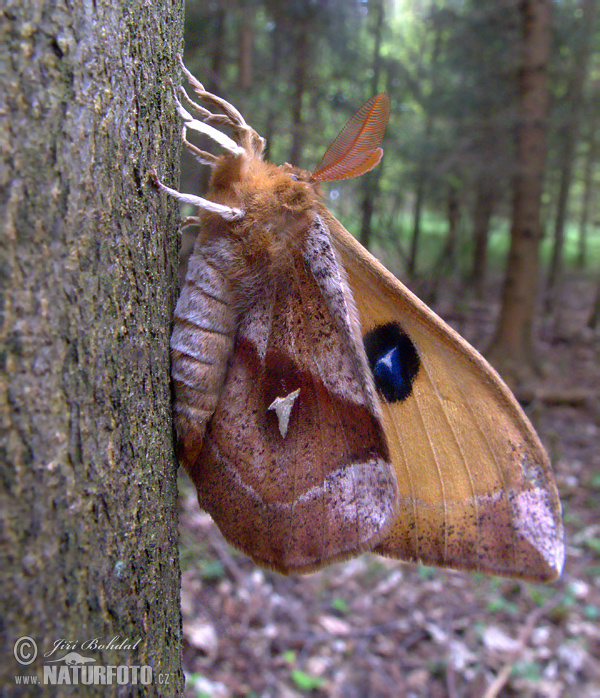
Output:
top-left (363, 322), bottom-right (420, 403)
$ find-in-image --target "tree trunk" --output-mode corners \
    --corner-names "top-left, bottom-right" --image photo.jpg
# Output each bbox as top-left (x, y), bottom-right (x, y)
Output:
top-left (470, 176), bottom-right (497, 297)
top-left (427, 184), bottom-right (461, 305)
top-left (487, 0), bottom-right (552, 386)
top-left (238, 6), bottom-right (254, 90)
top-left (263, 15), bottom-right (284, 162)
top-left (407, 25), bottom-right (442, 278)
top-left (359, 0), bottom-right (385, 249)
top-left (444, 185), bottom-right (461, 267)
top-left (407, 141), bottom-right (429, 278)
top-left (289, 23), bottom-right (309, 166)
top-left (1, 1), bottom-right (184, 693)
top-left (577, 102), bottom-right (599, 269)
top-left (547, 0), bottom-right (596, 288)
top-left (588, 277), bottom-right (600, 330)
top-left (209, 9), bottom-right (227, 95)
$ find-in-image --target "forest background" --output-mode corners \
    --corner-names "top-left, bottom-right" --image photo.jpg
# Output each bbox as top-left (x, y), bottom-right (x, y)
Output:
top-left (178, 1), bottom-right (600, 696)
top-left (182, 0), bottom-right (600, 349)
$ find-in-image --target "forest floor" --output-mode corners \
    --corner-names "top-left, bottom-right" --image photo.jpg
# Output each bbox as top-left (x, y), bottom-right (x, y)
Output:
top-left (178, 275), bottom-right (600, 698)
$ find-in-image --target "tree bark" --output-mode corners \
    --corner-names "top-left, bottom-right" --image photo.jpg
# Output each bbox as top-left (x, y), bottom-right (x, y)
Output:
top-left (1, 0), bottom-right (184, 693)
top-left (487, 0), bottom-right (552, 385)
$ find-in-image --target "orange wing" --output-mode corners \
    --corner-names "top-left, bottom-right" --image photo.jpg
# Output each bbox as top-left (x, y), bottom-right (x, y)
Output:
top-left (322, 208), bottom-right (564, 582)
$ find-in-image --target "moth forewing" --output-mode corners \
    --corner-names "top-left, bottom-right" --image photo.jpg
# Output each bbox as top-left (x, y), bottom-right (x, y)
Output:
top-left (188, 216), bottom-right (399, 574)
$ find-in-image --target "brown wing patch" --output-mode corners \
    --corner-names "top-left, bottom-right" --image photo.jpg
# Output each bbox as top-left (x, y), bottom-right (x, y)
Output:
top-left (187, 224), bottom-right (398, 574)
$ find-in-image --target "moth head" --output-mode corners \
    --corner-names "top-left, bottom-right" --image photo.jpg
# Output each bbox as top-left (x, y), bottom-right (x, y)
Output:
top-left (151, 57), bottom-right (389, 234)
top-left (209, 158), bottom-right (319, 224)
top-left (152, 55), bottom-right (322, 227)
top-left (202, 87), bottom-right (391, 221)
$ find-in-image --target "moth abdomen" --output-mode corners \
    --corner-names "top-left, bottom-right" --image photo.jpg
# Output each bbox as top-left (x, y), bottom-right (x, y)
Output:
top-left (170, 250), bottom-right (236, 468)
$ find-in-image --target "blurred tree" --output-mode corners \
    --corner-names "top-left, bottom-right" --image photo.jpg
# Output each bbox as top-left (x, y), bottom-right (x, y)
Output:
top-left (238, 4), bottom-right (255, 89)
top-left (488, 0), bottom-right (552, 384)
top-left (588, 278), bottom-right (600, 330)
top-left (360, 0), bottom-right (386, 249)
top-left (185, 1), bottom-right (227, 94)
top-left (460, 0), bottom-right (519, 296)
top-left (406, 0), bottom-right (518, 286)
top-left (470, 176), bottom-right (497, 296)
top-left (289, 20), bottom-right (310, 164)
top-left (407, 13), bottom-right (442, 277)
top-left (262, 13), bottom-right (285, 161)
top-left (577, 96), bottom-right (599, 269)
top-left (547, 0), bottom-right (596, 289)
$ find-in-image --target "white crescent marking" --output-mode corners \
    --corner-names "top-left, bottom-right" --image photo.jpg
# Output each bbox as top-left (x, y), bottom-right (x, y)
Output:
top-left (268, 389), bottom-right (301, 438)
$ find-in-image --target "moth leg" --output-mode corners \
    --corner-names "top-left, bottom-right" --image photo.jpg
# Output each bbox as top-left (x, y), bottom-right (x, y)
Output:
top-left (181, 126), bottom-right (218, 167)
top-left (149, 168), bottom-right (243, 221)
top-left (181, 216), bottom-right (203, 232)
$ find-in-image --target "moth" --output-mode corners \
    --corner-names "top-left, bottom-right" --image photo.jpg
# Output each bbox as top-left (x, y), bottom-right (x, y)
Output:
top-left (153, 57), bottom-right (563, 581)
